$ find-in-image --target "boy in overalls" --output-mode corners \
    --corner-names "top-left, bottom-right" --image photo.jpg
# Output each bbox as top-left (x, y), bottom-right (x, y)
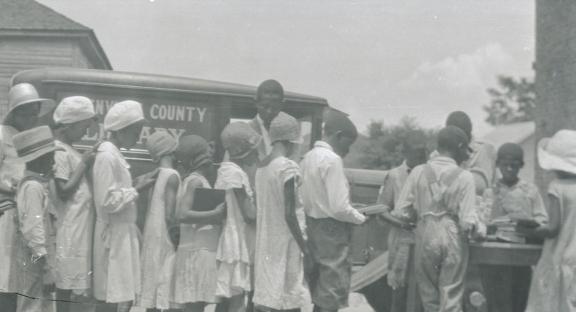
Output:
top-left (393, 126), bottom-right (482, 312)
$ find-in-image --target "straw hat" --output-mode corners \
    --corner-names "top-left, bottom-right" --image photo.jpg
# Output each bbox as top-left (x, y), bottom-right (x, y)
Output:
top-left (221, 122), bottom-right (261, 160)
top-left (13, 126), bottom-right (57, 163)
top-left (538, 129), bottom-right (576, 175)
top-left (269, 112), bottom-right (302, 144)
top-left (53, 96), bottom-right (96, 125)
top-left (5, 83), bottom-right (55, 122)
top-left (104, 100), bottom-right (145, 132)
top-left (146, 131), bottom-right (178, 161)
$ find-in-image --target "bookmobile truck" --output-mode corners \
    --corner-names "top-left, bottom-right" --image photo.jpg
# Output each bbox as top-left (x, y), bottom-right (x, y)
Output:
top-left (12, 67), bottom-right (542, 312)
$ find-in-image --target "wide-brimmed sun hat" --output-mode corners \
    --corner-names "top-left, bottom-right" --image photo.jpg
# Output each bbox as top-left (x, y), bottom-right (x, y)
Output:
top-left (269, 112), bottom-right (302, 144)
top-left (13, 125), bottom-right (58, 163)
top-left (53, 96), bottom-right (96, 125)
top-left (104, 100), bottom-right (145, 132)
top-left (221, 122), bottom-right (261, 160)
top-left (5, 83), bottom-right (55, 122)
top-left (538, 129), bottom-right (576, 175)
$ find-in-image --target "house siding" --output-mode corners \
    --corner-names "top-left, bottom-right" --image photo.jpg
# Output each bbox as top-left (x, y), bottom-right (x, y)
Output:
top-left (0, 36), bottom-right (98, 118)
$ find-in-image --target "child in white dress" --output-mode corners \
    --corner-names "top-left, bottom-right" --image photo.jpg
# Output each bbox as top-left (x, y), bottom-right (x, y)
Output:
top-left (253, 112), bottom-right (310, 311)
top-left (173, 134), bottom-right (225, 312)
top-left (522, 130), bottom-right (576, 312)
top-left (215, 122), bottom-right (260, 312)
top-left (139, 131), bottom-right (181, 310)
top-left (51, 96), bottom-right (97, 312)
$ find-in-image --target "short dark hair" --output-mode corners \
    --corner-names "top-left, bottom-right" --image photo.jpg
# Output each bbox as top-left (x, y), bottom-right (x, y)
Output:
top-left (497, 143), bottom-right (524, 162)
top-left (324, 110), bottom-right (357, 139)
top-left (256, 79), bottom-right (284, 101)
top-left (437, 126), bottom-right (469, 153)
top-left (446, 111), bottom-right (472, 139)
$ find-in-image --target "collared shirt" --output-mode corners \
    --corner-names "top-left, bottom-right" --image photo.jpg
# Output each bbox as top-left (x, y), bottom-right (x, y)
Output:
top-left (377, 161), bottom-right (410, 211)
top-left (300, 141), bottom-right (366, 224)
top-left (17, 171), bottom-right (52, 258)
top-left (393, 156), bottom-right (479, 228)
top-left (464, 139), bottom-right (497, 186)
top-left (252, 115), bottom-right (272, 161)
top-left (491, 179), bottom-right (548, 223)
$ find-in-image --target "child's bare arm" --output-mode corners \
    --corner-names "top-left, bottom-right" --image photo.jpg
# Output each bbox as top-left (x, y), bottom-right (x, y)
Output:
top-left (54, 151), bottom-right (95, 200)
top-left (178, 181), bottom-right (226, 224)
top-left (520, 194), bottom-right (561, 239)
top-left (284, 178), bottom-right (308, 255)
top-left (234, 187), bottom-right (257, 224)
top-left (164, 173), bottom-right (180, 227)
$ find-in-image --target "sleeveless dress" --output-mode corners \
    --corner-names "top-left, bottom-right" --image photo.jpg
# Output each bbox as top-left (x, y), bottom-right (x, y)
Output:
top-left (174, 172), bottom-right (222, 304)
top-left (525, 179), bottom-right (576, 312)
top-left (253, 157), bottom-right (310, 310)
top-left (139, 168), bottom-right (180, 309)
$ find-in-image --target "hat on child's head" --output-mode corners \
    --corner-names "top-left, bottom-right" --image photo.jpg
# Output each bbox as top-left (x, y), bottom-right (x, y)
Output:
top-left (53, 96), bottom-right (96, 125)
top-left (446, 111), bottom-right (472, 140)
top-left (497, 143), bottom-right (524, 162)
top-left (178, 135), bottom-right (212, 171)
top-left (538, 130), bottom-right (576, 175)
top-left (221, 122), bottom-right (261, 160)
top-left (13, 126), bottom-right (57, 163)
top-left (104, 100), bottom-right (145, 132)
top-left (437, 126), bottom-right (469, 151)
top-left (5, 83), bottom-right (55, 123)
top-left (269, 112), bottom-right (302, 144)
top-left (146, 131), bottom-right (178, 161)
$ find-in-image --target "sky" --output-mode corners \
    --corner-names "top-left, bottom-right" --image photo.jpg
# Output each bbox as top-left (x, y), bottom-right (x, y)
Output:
top-left (40, 0), bottom-right (535, 136)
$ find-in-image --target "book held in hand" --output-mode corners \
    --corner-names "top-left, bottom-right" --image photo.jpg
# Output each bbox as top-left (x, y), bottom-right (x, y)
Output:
top-left (192, 188), bottom-right (226, 212)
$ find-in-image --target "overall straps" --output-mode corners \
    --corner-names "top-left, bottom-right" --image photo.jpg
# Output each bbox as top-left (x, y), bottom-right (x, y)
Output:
top-left (422, 164), bottom-right (463, 206)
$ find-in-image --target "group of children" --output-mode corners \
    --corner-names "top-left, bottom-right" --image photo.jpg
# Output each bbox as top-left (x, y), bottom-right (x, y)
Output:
top-left (0, 79), bottom-right (575, 312)
top-left (360, 111), bottom-right (576, 312)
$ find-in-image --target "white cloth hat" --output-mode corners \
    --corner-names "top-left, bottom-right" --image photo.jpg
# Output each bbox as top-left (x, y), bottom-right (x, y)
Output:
top-left (269, 112), bottom-right (302, 144)
top-left (221, 122), bottom-right (261, 160)
top-left (53, 96), bottom-right (96, 125)
top-left (104, 100), bottom-right (145, 132)
top-left (538, 129), bottom-right (576, 175)
top-left (13, 126), bottom-right (57, 163)
top-left (146, 131), bottom-right (178, 161)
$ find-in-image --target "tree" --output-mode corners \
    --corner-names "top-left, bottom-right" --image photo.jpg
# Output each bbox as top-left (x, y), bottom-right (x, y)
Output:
top-left (484, 75), bottom-right (535, 125)
top-left (345, 117), bottom-right (436, 170)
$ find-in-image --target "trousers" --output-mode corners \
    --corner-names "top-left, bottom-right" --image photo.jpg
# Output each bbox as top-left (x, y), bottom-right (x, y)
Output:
top-left (414, 216), bottom-right (468, 312)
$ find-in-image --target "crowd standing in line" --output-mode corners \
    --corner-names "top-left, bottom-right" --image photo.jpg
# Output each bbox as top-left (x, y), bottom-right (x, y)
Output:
top-left (0, 80), bottom-right (574, 312)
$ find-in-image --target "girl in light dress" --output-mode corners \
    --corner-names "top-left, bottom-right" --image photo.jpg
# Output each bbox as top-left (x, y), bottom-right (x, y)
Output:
top-left (253, 112), bottom-right (310, 312)
top-left (215, 122), bottom-right (260, 312)
top-left (50, 96), bottom-right (97, 312)
top-left (521, 130), bottom-right (576, 312)
top-left (139, 131), bottom-right (181, 311)
top-left (173, 134), bottom-right (226, 312)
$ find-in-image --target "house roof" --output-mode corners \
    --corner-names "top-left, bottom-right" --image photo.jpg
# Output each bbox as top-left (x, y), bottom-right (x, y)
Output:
top-left (0, 0), bottom-right (112, 69)
top-left (482, 121), bottom-right (535, 148)
top-left (0, 0), bottom-right (88, 31)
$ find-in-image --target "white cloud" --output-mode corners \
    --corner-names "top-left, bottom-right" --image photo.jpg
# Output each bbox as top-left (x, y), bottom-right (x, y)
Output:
top-left (401, 43), bottom-right (514, 91)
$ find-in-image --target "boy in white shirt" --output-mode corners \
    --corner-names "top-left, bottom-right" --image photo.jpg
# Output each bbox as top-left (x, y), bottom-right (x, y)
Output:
top-left (300, 112), bottom-right (366, 312)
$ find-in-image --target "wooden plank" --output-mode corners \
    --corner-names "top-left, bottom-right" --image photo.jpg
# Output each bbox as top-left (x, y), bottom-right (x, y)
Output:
top-left (469, 242), bottom-right (542, 266)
